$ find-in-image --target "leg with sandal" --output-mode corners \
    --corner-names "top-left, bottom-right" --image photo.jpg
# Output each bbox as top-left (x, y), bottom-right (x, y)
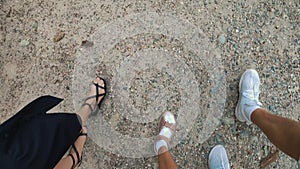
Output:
top-left (155, 111), bottom-right (178, 169)
top-left (55, 77), bottom-right (107, 169)
top-left (0, 77), bottom-right (106, 169)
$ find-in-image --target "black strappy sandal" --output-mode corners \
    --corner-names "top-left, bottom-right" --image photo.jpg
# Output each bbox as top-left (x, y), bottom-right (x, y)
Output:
top-left (68, 132), bottom-right (88, 169)
top-left (81, 77), bottom-right (106, 113)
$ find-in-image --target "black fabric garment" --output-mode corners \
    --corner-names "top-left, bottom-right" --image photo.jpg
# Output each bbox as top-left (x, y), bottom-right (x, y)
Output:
top-left (0, 95), bottom-right (82, 169)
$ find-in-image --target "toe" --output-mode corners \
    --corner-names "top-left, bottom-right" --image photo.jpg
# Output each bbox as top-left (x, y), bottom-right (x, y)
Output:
top-left (95, 77), bottom-right (105, 87)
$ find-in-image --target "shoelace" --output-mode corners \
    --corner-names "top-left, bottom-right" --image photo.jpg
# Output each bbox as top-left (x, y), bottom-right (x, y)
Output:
top-left (253, 89), bottom-right (262, 106)
top-left (242, 90), bottom-right (262, 106)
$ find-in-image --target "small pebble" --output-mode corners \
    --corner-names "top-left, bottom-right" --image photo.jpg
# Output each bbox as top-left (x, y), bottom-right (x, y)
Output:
top-left (263, 145), bottom-right (269, 156)
top-left (223, 117), bottom-right (235, 125)
top-left (218, 35), bottom-right (226, 44)
top-left (268, 105), bottom-right (274, 111)
top-left (33, 21), bottom-right (38, 30)
top-left (53, 31), bottom-right (65, 42)
top-left (81, 40), bottom-right (94, 47)
top-left (20, 40), bottom-right (30, 47)
top-left (239, 131), bottom-right (249, 138)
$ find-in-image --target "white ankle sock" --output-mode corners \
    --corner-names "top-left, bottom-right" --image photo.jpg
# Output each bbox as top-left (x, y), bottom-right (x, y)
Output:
top-left (155, 140), bottom-right (168, 152)
top-left (244, 104), bottom-right (260, 122)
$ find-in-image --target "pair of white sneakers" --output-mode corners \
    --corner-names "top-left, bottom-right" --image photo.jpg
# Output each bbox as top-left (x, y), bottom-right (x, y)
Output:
top-left (209, 69), bottom-right (262, 169)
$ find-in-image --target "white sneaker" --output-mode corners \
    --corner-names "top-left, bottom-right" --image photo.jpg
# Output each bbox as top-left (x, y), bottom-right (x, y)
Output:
top-left (209, 145), bottom-right (230, 169)
top-left (235, 69), bottom-right (262, 125)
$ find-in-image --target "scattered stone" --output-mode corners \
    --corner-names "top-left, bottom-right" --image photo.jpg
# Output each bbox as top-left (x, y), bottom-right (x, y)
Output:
top-left (6, 7), bottom-right (12, 17)
top-left (81, 40), bottom-right (94, 47)
top-left (263, 145), bottom-right (269, 156)
top-left (19, 40), bottom-right (30, 47)
top-left (218, 35), bottom-right (226, 44)
top-left (239, 131), bottom-right (249, 138)
top-left (33, 21), bottom-right (38, 30)
top-left (231, 125), bottom-right (237, 134)
top-left (53, 31), bottom-right (65, 42)
top-left (268, 105), bottom-right (274, 111)
top-left (260, 150), bottom-right (280, 168)
top-left (223, 117), bottom-right (235, 126)
top-left (215, 134), bottom-right (224, 145)
top-left (287, 86), bottom-right (299, 93)
top-left (250, 136), bottom-right (258, 143)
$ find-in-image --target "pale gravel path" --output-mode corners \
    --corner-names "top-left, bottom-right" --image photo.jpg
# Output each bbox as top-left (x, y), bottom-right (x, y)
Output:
top-left (0, 1), bottom-right (299, 168)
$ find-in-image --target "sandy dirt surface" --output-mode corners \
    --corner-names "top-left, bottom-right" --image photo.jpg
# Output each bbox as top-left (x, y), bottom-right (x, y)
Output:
top-left (0, 0), bottom-right (299, 168)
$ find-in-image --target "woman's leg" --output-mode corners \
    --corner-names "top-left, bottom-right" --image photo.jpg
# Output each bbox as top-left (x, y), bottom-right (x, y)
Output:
top-left (54, 127), bottom-right (87, 169)
top-left (251, 108), bottom-right (300, 160)
top-left (155, 112), bottom-right (178, 169)
top-left (55, 77), bottom-right (105, 168)
top-left (158, 146), bottom-right (178, 169)
top-left (236, 69), bottom-right (300, 160)
top-left (54, 157), bottom-right (73, 169)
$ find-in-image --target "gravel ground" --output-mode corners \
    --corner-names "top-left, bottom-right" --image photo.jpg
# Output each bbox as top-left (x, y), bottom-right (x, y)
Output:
top-left (0, 0), bottom-right (299, 168)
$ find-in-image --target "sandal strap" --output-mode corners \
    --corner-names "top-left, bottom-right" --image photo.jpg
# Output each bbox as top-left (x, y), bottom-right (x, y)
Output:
top-left (154, 111), bottom-right (176, 155)
top-left (156, 135), bottom-right (171, 145)
top-left (81, 102), bottom-right (94, 113)
top-left (79, 126), bottom-right (88, 137)
top-left (94, 77), bottom-right (106, 89)
top-left (159, 112), bottom-right (176, 136)
top-left (160, 120), bottom-right (176, 131)
top-left (93, 82), bottom-right (106, 102)
top-left (154, 135), bottom-right (172, 154)
top-left (84, 94), bottom-right (106, 103)
top-left (95, 82), bottom-right (99, 102)
top-left (95, 76), bottom-right (106, 103)
top-left (71, 144), bottom-right (82, 168)
top-left (85, 93), bottom-right (106, 99)
top-left (82, 92), bottom-right (105, 113)
top-left (81, 77), bottom-right (107, 115)
top-left (159, 111), bottom-right (176, 131)
top-left (79, 132), bottom-right (88, 137)
top-left (93, 82), bottom-right (106, 89)
top-left (68, 153), bottom-right (76, 169)
top-left (84, 77), bottom-right (107, 110)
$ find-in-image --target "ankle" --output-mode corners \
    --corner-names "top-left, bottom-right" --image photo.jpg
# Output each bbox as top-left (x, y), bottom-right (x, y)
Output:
top-left (251, 108), bottom-right (270, 123)
top-left (158, 146), bottom-right (168, 154)
top-left (244, 105), bottom-right (260, 122)
top-left (156, 140), bottom-right (168, 154)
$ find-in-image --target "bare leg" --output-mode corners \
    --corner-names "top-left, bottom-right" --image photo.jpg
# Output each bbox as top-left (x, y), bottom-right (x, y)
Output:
top-left (54, 157), bottom-right (73, 169)
top-left (155, 112), bottom-right (178, 169)
top-left (158, 146), bottom-right (178, 169)
top-left (55, 77), bottom-right (105, 168)
top-left (235, 69), bottom-right (300, 160)
top-left (54, 127), bottom-right (87, 169)
top-left (251, 108), bottom-right (300, 160)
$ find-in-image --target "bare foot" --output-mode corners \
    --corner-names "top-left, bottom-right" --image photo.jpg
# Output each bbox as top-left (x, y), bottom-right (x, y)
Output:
top-left (76, 77), bottom-right (106, 126)
top-left (83, 77), bottom-right (106, 113)
top-left (155, 111), bottom-right (176, 154)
